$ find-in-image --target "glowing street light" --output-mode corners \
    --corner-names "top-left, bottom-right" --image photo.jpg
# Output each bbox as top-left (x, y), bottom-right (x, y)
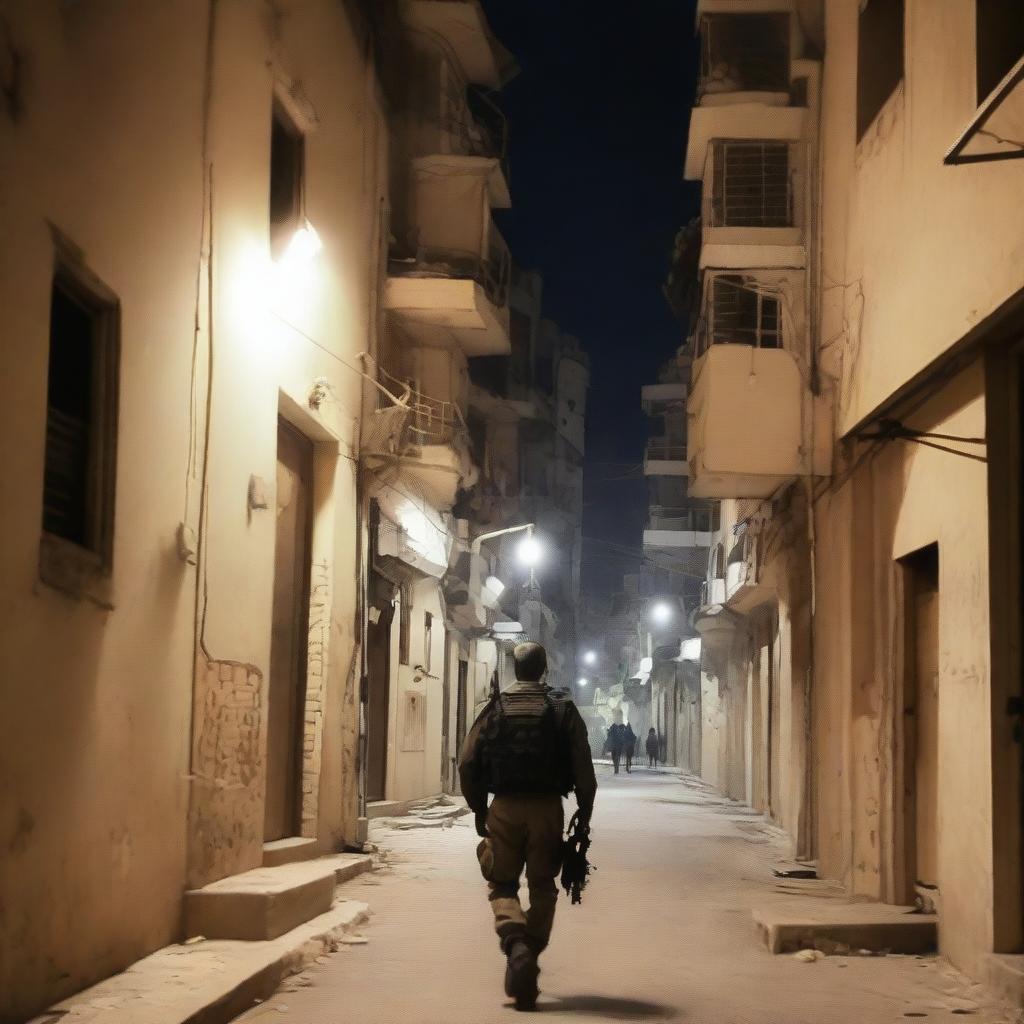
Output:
top-left (516, 534), bottom-right (543, 568)
top-left (582, 650), bottom-right (597, 666)
top-left (650, 601), bottom-right (672, 625)
top-left (577, 677), bottom-right (588, 687)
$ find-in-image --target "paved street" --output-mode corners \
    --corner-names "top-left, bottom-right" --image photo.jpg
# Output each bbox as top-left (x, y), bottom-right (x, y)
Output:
top-left (238, 767), bottom-right (1015, 1024)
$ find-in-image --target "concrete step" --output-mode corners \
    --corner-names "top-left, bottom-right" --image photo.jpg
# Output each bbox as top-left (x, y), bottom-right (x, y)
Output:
top-left (754, 901), bottom-right (937, 954)
top-left (184, 861), bottom-right (339, 942)
top-left (321, 852), bottom-right (373, 886)
top-left (261, 836), bottom-right (318, 868)
top-left (34, 899), bottom-right (369, 1024)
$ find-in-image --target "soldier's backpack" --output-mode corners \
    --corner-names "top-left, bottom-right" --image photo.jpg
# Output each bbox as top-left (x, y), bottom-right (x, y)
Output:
top-left (482, 690), bottom-right (573, 797)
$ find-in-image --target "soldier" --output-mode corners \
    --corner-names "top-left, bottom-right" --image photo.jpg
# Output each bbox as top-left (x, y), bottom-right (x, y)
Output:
top-left (459, 641), bottom-right (597, 1011)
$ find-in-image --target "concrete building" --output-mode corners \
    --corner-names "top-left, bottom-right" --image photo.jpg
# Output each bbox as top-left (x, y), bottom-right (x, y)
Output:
top-left (0, 1), bottom-right (392, 1017)
top-left (678, 0), bottom-right (1024, 997)
top-left (0, 1), bottom-right (584, 1018)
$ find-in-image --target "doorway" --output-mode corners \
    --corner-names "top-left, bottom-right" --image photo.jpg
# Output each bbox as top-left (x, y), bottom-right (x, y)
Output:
top-left (265, 418), bottom-right (314, 842)
top-left (366, 569), bottom-right (394, 804)
top-left (900, 542), bottom-right (940, 907)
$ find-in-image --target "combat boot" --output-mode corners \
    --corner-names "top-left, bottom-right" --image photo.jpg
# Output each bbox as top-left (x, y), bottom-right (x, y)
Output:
top-left (504, 938), bottom-right (539, 1010)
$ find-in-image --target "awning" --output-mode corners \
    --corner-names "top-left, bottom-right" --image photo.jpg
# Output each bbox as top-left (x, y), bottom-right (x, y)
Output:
top-left (946, 56), bottom-right (1024, 165)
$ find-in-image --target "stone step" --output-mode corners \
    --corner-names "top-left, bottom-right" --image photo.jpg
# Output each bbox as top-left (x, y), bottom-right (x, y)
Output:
top-left (262, 836), bottom-right (318, 868)
top-left (753, 901), bottom-right (937, 955)
top-left (184, 861), bottom-right (339, 942)
top-left (35, 900), bottom-right (369, 1024)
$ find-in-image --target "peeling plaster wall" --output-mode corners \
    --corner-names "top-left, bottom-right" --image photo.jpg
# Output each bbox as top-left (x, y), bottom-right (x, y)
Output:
top-left (813, 365), bottom-right (992, 977)
top-left (0, 2), bottom-right (384, 1018)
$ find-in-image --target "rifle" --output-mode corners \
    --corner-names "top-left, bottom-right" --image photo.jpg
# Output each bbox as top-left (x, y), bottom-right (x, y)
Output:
top-left (560, 811), bottom-right (594, 905)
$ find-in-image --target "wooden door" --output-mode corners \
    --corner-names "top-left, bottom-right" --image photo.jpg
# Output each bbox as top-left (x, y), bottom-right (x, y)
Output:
top-left (264, 418), bottom-right (313, 841)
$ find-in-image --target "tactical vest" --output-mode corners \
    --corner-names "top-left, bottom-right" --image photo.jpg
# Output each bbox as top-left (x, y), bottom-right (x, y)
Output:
top-left (482, 690), bottom-right (573, 797)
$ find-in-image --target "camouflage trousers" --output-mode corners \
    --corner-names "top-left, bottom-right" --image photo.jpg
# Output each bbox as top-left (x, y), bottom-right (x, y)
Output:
top-left (477, 794), bottom-right (564, 954)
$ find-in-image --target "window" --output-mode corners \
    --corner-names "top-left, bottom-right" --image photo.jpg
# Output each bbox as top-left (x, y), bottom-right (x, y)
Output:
top-left (399, 584), bottom-right (411, 665)
top-left (700, 13), bottom-right (791, 97)
top-left (709, 275), bottom-right (781, 349)
top-left (270, 101), bottom-right (304, 250)
top-left (712, 142), bottom-right (791, 228)
top-left (423, 611), bottom-right (433, 673)
top-left (42, 254), bottom-right (119, 576)
top-left (976, 1), bottom-right (1024, 104)
top-left (857, 0), bottom-right (904, 141)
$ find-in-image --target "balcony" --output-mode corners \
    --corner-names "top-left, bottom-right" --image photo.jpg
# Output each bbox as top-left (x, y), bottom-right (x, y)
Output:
top-left (641, 381), bottom-right (687, 413)
top-left (643, 438), bottom-right (688, 477)
top-left (386, 223), bottom-right (511, 357)
top-left (643, 507), bottom-right (715, 555)
top-left (402, 1), bottom-right (513, 92)
top-left (363, 369), bottom-right (477, 511)
top-left (701, 141), bottom-right (804, 267)
top-left (685, 10), bottom-right (807, 180)
top-left (687, 344), bottom-right (803, 498)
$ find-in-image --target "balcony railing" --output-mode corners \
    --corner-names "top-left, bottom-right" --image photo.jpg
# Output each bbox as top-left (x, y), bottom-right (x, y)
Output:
top-left (709, 142), bottom-right (792, 228)
top-left (698, 13), bottom-right (791, 101)
top-left (646, 438), bottom-right (687, 462)
top-left (648, 507), bottom-right (716, 533)
top-left (376, 367), bottom-right (467, 447)
top-left (693, 277), bottom-right (783, 359)
top-left (389, 223), bottom-right (511, 310)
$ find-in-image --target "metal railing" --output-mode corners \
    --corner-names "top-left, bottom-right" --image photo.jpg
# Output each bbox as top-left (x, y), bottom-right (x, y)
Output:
top-left (389, 223), bottom-right (511, 310)
top-left (648, 507), bottom-right (714, 532)
top-left (693, 277), bottom-right (782, 358)
top-left (376, 366), bottom-right (467, 447)
top-left (645, 438), bottom-right (687, 462)
top-left (709, 142), bottom-right (792, 228)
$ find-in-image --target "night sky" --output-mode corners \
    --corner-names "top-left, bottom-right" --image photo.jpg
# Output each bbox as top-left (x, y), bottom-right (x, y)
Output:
top-left (480, 1), bottom-right (701, 592)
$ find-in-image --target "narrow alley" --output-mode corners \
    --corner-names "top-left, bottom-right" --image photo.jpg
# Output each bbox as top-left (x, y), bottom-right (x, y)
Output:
top-left (238, 767), bottom-right (1009, 1024)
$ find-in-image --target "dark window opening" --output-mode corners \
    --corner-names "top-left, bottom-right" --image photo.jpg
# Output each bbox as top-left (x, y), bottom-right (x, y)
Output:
top-left (857, 0), bottom-right (904, 141)
top-left (709, 275), bottom-right (781, 349)
top-left (712, 142), bottom-right (792, 227)
top-left (700, 13), bottom-right (791, 97)
top-left (468, 356), bottom-right (510, 397)
top-left (43, 266), bottom-right (119, 560)
top-left (270, 102), bottom-right (305, 244)
top-left (976, 1), bottom-right (1024, 104)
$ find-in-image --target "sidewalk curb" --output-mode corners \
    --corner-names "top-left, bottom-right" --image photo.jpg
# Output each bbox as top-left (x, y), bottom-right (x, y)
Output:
top-left (34, 897), bottom-right (371, 1024)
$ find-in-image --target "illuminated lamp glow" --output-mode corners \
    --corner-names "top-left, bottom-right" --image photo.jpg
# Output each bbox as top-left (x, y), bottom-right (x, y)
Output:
top-left (583, 650), bottom-right (597, 665)
top-left (516, 535), bottom-right (543, 567)
top-left (650, 601), bottom-right (672, 624)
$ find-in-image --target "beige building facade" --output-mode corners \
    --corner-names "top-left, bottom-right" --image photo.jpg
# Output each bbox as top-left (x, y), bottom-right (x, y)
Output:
top-left (0, 1), bottom-right (587, 1020)
top-left (682, 0), bottom-right (1024, 994)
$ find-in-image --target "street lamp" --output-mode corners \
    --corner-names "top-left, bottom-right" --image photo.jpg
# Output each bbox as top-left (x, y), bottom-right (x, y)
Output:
top-left (577, 677), bottom-right (588, 687)
top-left (582, 650), bottom-right (597, 666)
top-left (650, 601), bottom-right (672, 625)
top-left (516, 534), bottom-right (543, 568)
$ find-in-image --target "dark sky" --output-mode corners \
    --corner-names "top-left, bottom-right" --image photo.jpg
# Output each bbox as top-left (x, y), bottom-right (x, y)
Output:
top-left (480, 1), bottom-right (700, 592)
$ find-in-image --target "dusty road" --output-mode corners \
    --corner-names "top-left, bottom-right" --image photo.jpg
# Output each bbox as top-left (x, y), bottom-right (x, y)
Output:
top-left (239, 767), bottom-right (1016, 1024)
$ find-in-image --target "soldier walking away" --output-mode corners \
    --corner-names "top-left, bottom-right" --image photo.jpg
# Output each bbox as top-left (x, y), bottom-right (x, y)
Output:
top-left (622, 721), bottom-right (636, 773)
top-left (459, 642), bottom-right (598, 1011)
top-left (604, 710), bottom-right (628, 773)
top-left (646, 727), bottom-right (659, 768)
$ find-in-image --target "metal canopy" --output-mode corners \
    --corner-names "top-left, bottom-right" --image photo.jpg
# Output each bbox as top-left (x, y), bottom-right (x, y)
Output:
top-left (945, 55), bottom-right (1024, 165)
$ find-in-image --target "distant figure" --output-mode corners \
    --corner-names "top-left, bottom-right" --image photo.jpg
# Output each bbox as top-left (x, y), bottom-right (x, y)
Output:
top-left (623, 722), bottom-right (636, 774)
top-left (605, 710), bottom-right (628, 774)
top-left (646, 727), bottom-right (659, 768)
top-left (458, 642), bottom-right (597, 1011)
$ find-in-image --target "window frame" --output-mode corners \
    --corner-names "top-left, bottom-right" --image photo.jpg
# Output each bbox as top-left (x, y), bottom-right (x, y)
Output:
top-left (269, 98), bottom-right (306, 255)
top-left (399, 584), bottom-right (411, 665)
top-left (40, 230), bottom-right (121, 603)
top-left (856, 0), bottom-right (905, 142)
